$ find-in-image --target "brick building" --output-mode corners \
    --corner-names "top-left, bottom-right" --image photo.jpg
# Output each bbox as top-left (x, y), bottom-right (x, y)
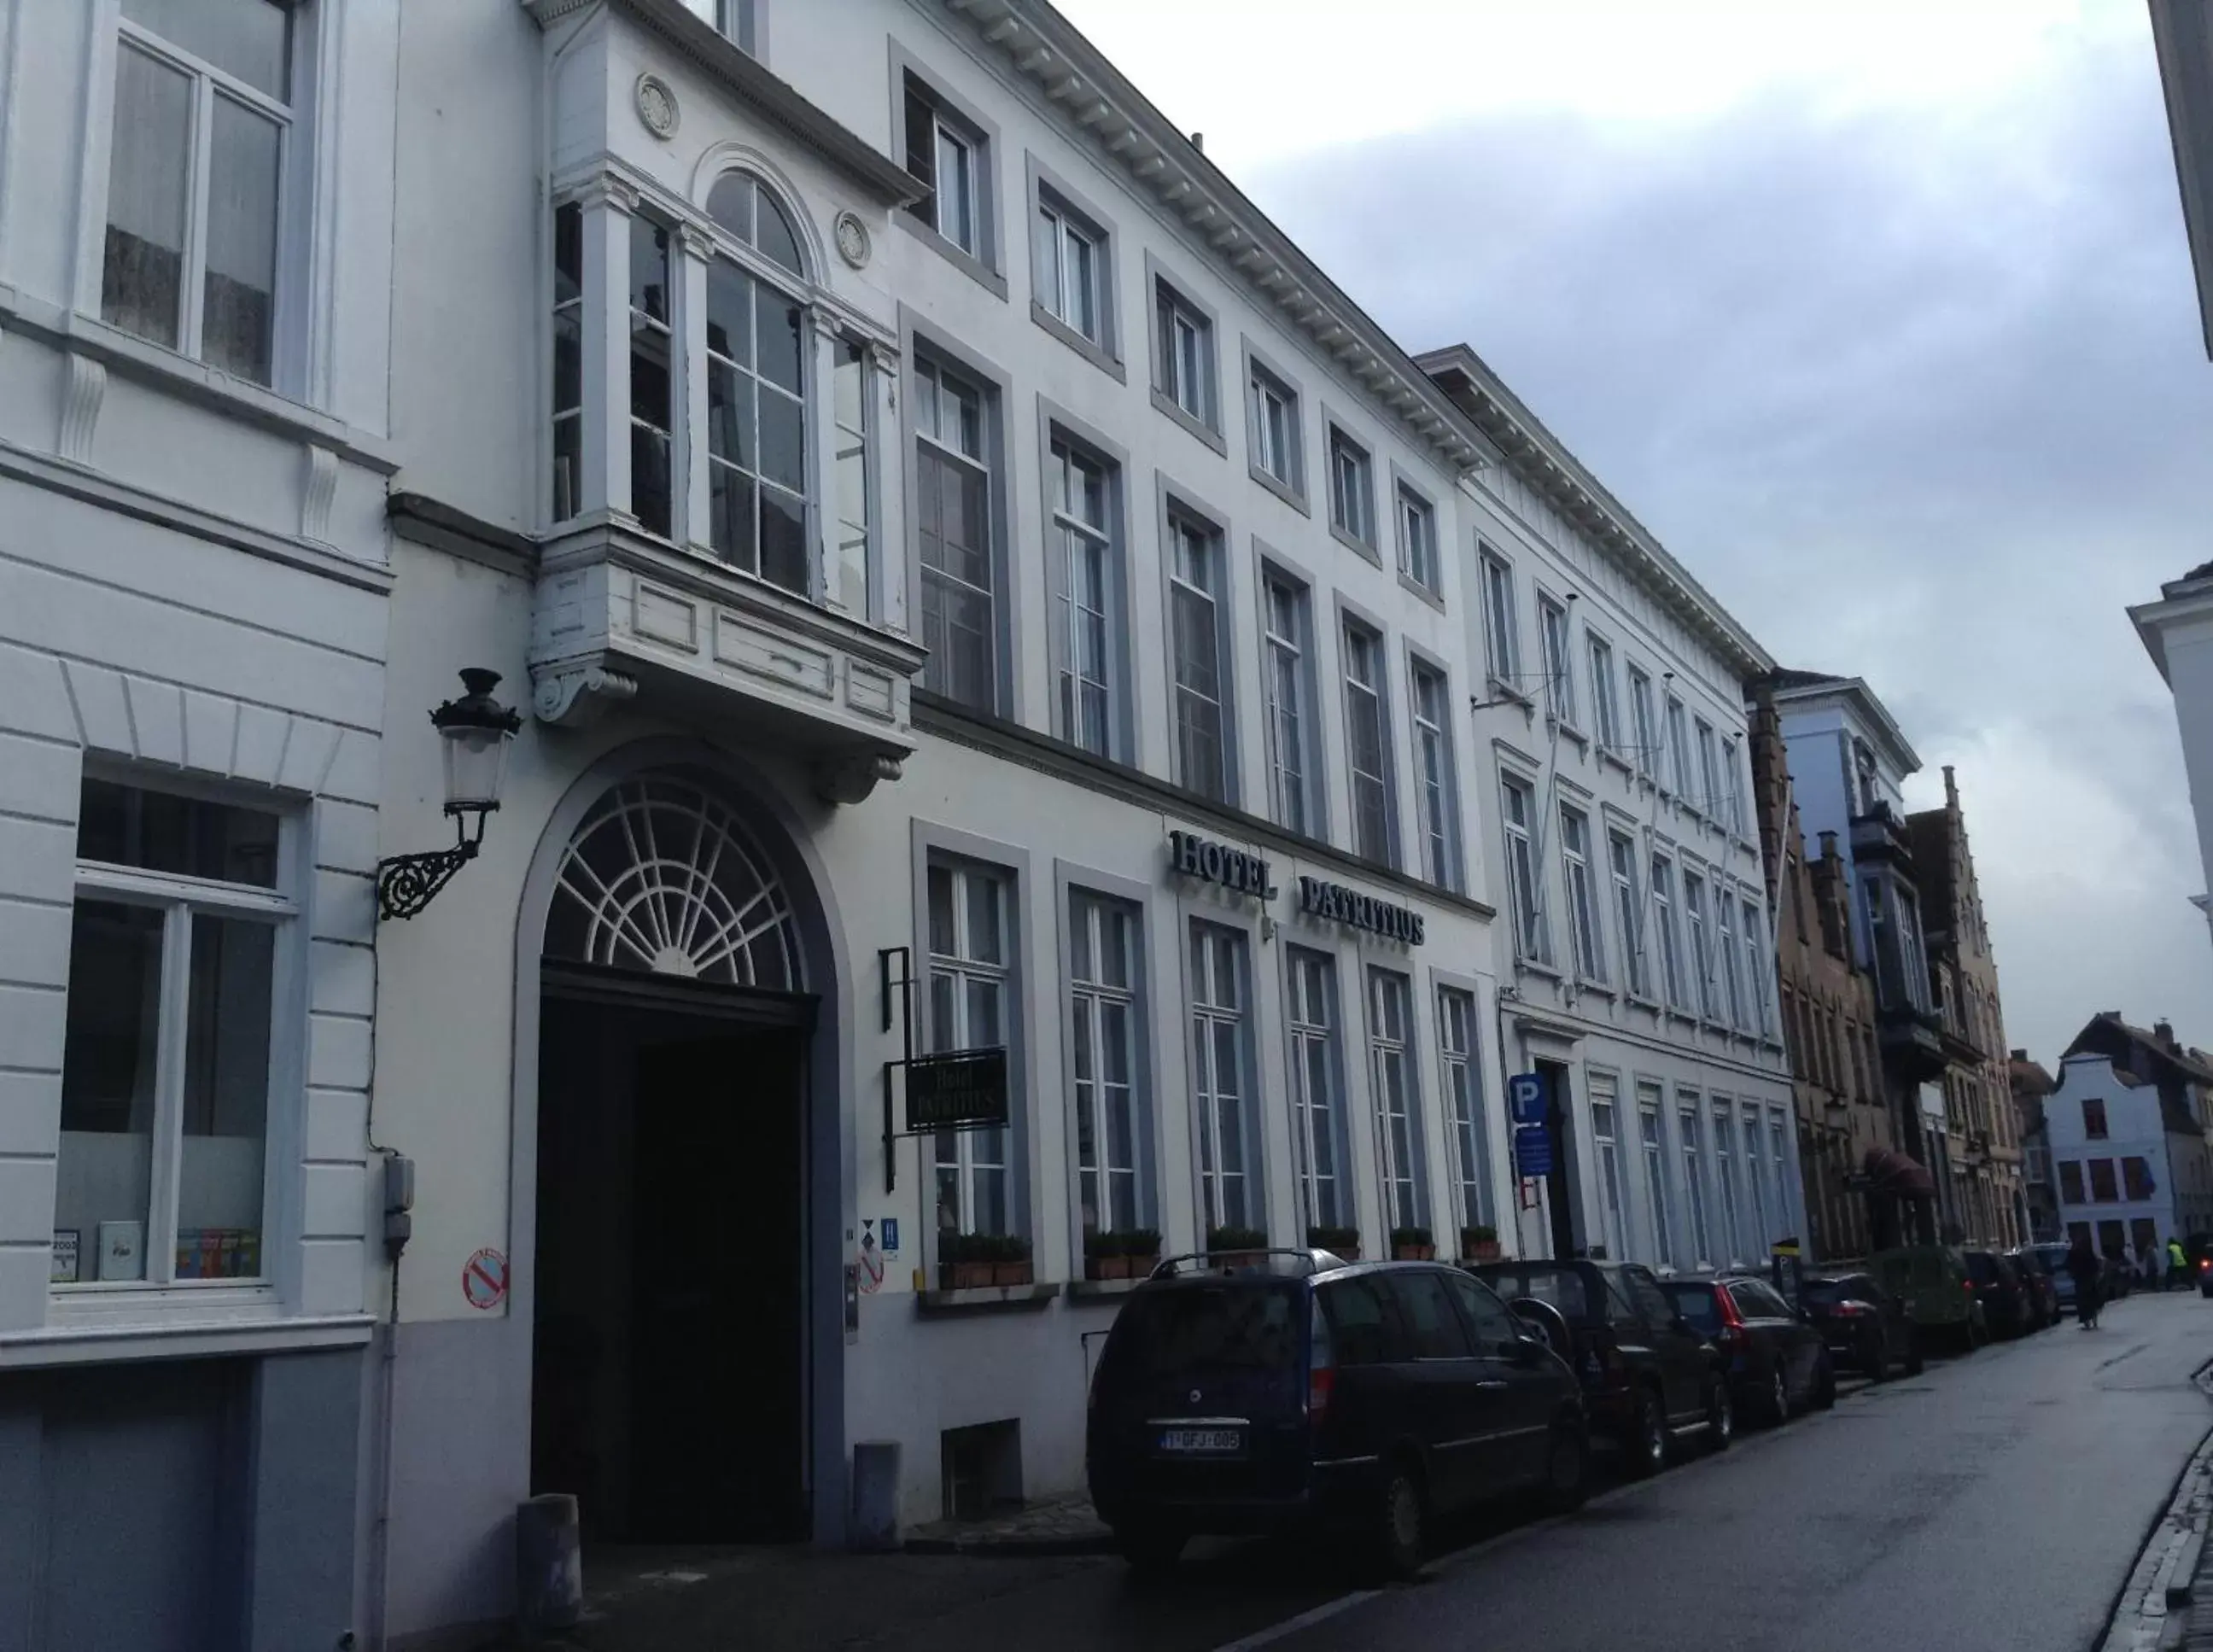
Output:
top-left (2010, 1050), bottom-right (2059, 1242)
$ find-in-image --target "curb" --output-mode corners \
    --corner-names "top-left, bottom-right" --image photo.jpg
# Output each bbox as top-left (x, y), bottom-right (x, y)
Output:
top-left (2100, 1362), bottom-right (2213, 1652)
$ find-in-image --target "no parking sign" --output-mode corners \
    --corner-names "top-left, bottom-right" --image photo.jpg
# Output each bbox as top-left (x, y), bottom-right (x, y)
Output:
top-left (463, 1247), bottom-right (508, 1311)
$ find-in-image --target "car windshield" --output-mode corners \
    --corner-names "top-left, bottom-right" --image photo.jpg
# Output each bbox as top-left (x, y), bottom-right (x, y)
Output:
top-left (1664, 1283), bottom-right (1720, 1332)
top-left (1510, 1267), bottom-right (1591, 1321)
top-left (1801, 1277), bottom-right (1859, 1306)
top-left (1109, 1283), bottom-right (1302, 1377)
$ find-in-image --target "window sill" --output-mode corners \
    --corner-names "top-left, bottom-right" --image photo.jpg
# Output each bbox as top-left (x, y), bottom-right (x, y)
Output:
top-left (1249, 460), bottom-right (1310, 517)
top-left (1547, 716), bottom-right (1590, 752)
top-left (1066, 1277), bottom-right (1147, 1301)
top-left (3, 1306), bottom-right (375, 1370)
top-left (915, 1281), bottom-right (1063, 1316)
top-left (1598, 747), bottom-right (1636, 779)
top-left (896, 212), bottom-right (1008, 300)
top-left (1481, 678), bottom-right (1535, 713)
top-left (1330, 521), bottom-right (1383, 568)
top-left (1516, 956), bottom-right (1564, 980)
top-left (1149, 386), bottom-right (1228, 457)
top-left (1397, 569), bottom-right (1446, 614)
top-left (1575, 977), bottom-right (1616, 999)
top-left (1030, 301), bottom-right (1125, 383)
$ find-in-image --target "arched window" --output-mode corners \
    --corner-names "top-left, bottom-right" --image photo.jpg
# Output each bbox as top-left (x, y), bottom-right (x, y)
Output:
top-left (703, 173), bottom-right (809, 592)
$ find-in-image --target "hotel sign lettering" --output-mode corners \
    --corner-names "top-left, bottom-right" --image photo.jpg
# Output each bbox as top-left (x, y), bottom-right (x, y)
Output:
top-left (1164, 831), bottom-right (1424, 946)
top-left (1167, 830), bottom-right (1277, 900)
top-left (1296, 876), bottom-right (1426, 945)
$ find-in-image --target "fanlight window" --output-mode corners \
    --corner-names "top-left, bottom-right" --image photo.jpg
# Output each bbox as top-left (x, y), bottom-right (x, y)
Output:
top-left (546, 778), bottom-right (803, 991)
top-left (707, 172), bottom-right (803, 276)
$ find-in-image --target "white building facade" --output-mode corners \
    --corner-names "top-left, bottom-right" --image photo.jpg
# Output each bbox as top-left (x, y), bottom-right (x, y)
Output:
top-left (2130, 563), bottom-right (2213, 956)
top-left (1422, 351), bottom-right (1800, 1276)
top-left (0, 0), bottom-right (402, 1644)
top-left (2045, 1053), bottom-right (2213, 1263)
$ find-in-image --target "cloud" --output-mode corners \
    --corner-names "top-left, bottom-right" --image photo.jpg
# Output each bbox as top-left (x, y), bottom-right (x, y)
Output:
top-left (1061, 0), bottom-right (2213, 1060)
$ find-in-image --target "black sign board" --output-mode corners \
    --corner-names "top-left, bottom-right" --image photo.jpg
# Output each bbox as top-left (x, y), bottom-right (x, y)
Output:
top-left (905, 1048), bottom-right (1010, 1131)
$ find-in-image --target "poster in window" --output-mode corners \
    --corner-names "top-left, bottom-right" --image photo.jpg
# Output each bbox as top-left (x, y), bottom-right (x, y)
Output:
top-left (50, 1229), bottom-right (79, 1284)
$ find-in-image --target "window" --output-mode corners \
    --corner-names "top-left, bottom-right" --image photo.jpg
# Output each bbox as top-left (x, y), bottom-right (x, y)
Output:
top-left (1684, 870), bottom-right (1719, 1020)
top-left (1049, 436), bottom-right (1117, 756)
top-left (1410, 664), bottom-right (1459, 890)
top-left (2124, 1157), bottom-right (2155, 1201)
top-left (102, 0), bottom-right (295, 384)
top-left (1628, 664), bottom-right (1658, 778)
top-left (1288, 949), bottom-right (1348, 1231)
top-left (680, 0), bottom-right (756, 50)
top-left (1665, 695), bottom-right (1692, 797)
top-left (628, 215), bottom-right (675, 538)
top-left (903, 73), bottom-right (984, 259)
top-left (1638, 1087), bottom-right (1673, 1265)
top-left (1191, 924), bottom-right (1254, 1233)
top-left (1609, 832), bottom-right (1650, 998)
top-left (1560, 807), bottom-right (1605, 983)
top-left (1769, 1110), bottom-right (1791, 1239)
top-left (1154, 277), bottom-right (1216, 429)
top-left (1169, 515), bottom-right (1229, 801)
top-left (1591, 1084), bottom-right (1627, 1262)
top-left (1538, 595), bottom-right (1575, 725)
top-left (1650, 855), bottom-right (1685, 1009)
top-left (1369, 971), bottom-right (1425, 1233)
top-left (914, 356), bottom-right (996, 710)
top-left (1589, 636), bottom-right (1622, 751)
top-left (1069, 892), bottom-right (1145, 1237)
top-left (1262, 575), bottom-right (1316, 834)
top-left (1502, 775), bottom-right (1548, 964)
top-left (1740, 896), bottom-right (1769, 1036)
top-left (1720, 737), bottom-right (1743, 833)
top-left (1439, 987), bottom-right (1488, 1233)
top-left (1322, 1275), bottom-right (1405, 1366)
top-left (1712, 1105), bottom-right (1741, 1263)
top-left (704, 177), bottom-right (812, 589)
top-left (1480, 552), bottom-right (1520, 685)
top-left (1445, 1271), bottom-right (1523, 1357)
top-left (1035, 191), bottom-right (1104, 344)
top-left (1395, 484), bottom-right (1439, 592)
top-left (1250, 363), bottom-right (1300, 492)
top-left (1389, 1270), bottom-right (1474, 1360)
top-left (1743, 1104), bottom-right (1769, 1253)
top-left (2088, 1159), bottom-right (2119, 1203)
top-left (1854, 740), bottom-right (1881, 816)
top-left (1715, 894), bottom-right (1744, 1029)
top-left (832, 340), bottom-right (873, 614)
top-left (1328, 426), bottom-right (1375, 548)
top-left (1679, 1100), bottom-right (1712, 1265)
top-left (929, 860), bottom-right (1013, 1235)
top-left (1342, 622), bottom-right (1394, 865)
top-left (58, 777), bottom-right (289, 1287)
top-left (1695, 719), bottom-right (1720, 817)
top-left (2082, 1097), bottom-right (2109, 1140)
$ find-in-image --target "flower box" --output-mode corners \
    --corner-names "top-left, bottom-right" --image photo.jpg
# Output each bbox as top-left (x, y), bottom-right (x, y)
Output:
top-left (1393, 1243), bottom-right (1437, 1261)
top-left (941, 1260), bottom-right (997, 1292)
top-left (993, 1260), bottom-right (1034, 1287)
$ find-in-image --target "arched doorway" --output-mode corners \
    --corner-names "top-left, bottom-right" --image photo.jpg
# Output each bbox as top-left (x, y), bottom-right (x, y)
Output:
top-left (528, 774), bottom-right (820, 1544)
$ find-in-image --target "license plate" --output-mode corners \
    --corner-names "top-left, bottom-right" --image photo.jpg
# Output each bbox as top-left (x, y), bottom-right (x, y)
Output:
top-left (1158, 1427), bottom-right (1242, 1454)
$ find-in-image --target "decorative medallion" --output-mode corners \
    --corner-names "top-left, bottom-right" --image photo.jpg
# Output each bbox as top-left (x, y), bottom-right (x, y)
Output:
top-left (834, 209), bottom-right (872, 270)
top-left (634, 73), bottom-right (680, 140)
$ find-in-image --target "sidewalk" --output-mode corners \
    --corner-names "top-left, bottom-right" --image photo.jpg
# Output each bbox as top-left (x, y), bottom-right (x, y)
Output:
top-left (904, 1492), bottom-right (1115, 1556)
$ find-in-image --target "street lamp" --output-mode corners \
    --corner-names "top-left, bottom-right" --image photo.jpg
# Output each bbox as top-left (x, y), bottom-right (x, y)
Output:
top-left (377, 669), bottom-right (523, 921)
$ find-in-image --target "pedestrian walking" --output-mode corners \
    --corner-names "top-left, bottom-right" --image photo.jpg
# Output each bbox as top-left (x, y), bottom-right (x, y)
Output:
top-left (2066, 1235), bottom-right (2102, 1328)
top-left (2169, 1237), bottom-right (2189, 1292)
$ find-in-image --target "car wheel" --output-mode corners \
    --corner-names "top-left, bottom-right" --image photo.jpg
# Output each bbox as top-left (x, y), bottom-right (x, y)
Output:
top-left (1766, 1365), bottom-right (1790, 1425)
top-left (1905, 1332), bottom-right (1926, 1376)
top-left (1704, 1373), bottom-right (1733, 1451)
top-left (1365, 1459), bottom-right (1427, 1580)
top-left (1113, 1524), bottom-right (1185, 1577)
top-left (1812, 1355), bottom-right (1836, 1411)
top-left (1539, 1420), bottom-right (1591, 1513)
top-left (1625, 1386), bottom-right (1668, 1479)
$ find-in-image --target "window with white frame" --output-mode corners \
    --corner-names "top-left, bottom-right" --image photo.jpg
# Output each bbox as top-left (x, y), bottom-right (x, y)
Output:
top-left (1560, 806), bottom-right (1605, 984)
top-left (1679, 1097), bottom-right (1712, 1265)
top-left (1740, 896), bottom-right (1770, 1036)
top-left (903, 73), bottom-right (985, 259)
top-left (1768, 1108), bottom-right (1791, 1240)
top-left (832, 339), bottom-right (873, 615)
top-left (680, 0), bottom-right (756, 51)
top-left (1191, 922), bottom-right (1254, 1235)
top-left (1251, 364), bottom-right (1300, 491)
top-left (1742, 1101), bottom-right (1769, 1252)
top-left (1503, 775), bottom-right (1549, 964)
top-left (1410, 663), bottom-right (1459, 890)
top-left (1439, 986), bottom-right (1488, 1235)
top-left (1155, 277), bottom-right (1215, 426)
top-left (1395, 484), bottom-right (1439, 593)
top-left (1720, 735), bottom-right (1743, 833)
top-left (102, 0), bottom-right (297, 386)
top-left (1665, 694), bottom-right (1692, 797)
top-left (1069, 890), bottom-right (1145, 1237)
top-left (1480, 551), bottom-right (1520, 686)
top-left (1712, 1103), bottom-right (1742, 1263)
top-left (628, 215), bottom-right (676, 540)
top-left (1609, 829), bottom-right (1650, 997)
top-left (56, 776), bottom-right (291, 1287)
top-left (704, 174), bottom-right (812, 590)
top-left (1342, 621), bottom-right (1394, 866)
top-left (1715, 893), bottom-right (1745, 1030)
top-left (1628, 664), bottom-right (1659, 778)
top-left (1695, 717), bottom-right (1721, 817)
top-left (1369, 969), bottom-right (1426, 1234)
top-left (552, 203), bottom-right (583, 522)
top-left (1288, 948), bottom-right (1349, 1232)
top-left (1684, 869), bottom-right (1720, 1020)
top-left (1169, 513), bottom-right (1229, 802)
top-left (1589, 635), bottom-right (1622, 752)
top-left (1538, 595), bottom-right (1575, 725)
top-left (1035, 190), bottom-right (1106, 346)
top-left (915, 355), bottom-right (997, 711)
top-left (1591, 1080), bottom-right (1627, 1263)
top-left (1638, 1086), bottom-right (1673, 1266)
top-left (929, 858), bottom-right (1014, 1236)
top-left (1049, 435), bottom-right (1117, 756)
top-left (1650, 852), bottom-right (1685, 1009)
top-left (1263, 574), bottom-right (1316, 835)
top-left (1328, 426), bottom-right (1376, 548)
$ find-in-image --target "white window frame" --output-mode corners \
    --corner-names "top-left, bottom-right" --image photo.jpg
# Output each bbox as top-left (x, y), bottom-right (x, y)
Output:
top-left (1665, 694), bottom-right (1692, 797)
top-left (1288, 947), bottom-right (1349, 1233)
top-left (1742, 1101), bottom-right (1769, 1255)
top-left (1720, 735), bottom-right (1743, 834)
top-left (1480, 551), bottom-right (1521, 687)
top-left (1638, 1087), bottom-right (1673, 1266)
top-left (1650, 852), bottom-right (1685, 1010)
top-left (1591, 1083), bottom-right (1627, 1263)
top-left (1741, 895), bottom-right (1771, 1037)
top-left (1190, 921), bottom-right (1256, 1235)
top-left (1588, 634), bottom-right (1622, 752)
top-left (1068, 890), bottom-right (1146, 1237)
top-left (1156, 279), bottom-right (1214, 423)
top-left (928, 858), bottom-right (1015, 1238)
top-left (914, 353), bottom-right (999, 712)
top-left (1627, 664), bottom-right (1659, 778)
top-left (1712, 1103), bottom-right (1742, 1264)
top-left (1250, 362), bottom-right (1301, 492)
top-left (1341, 620), bottom-right (1395, 867)
top-left (1036, 194), bottom-right (1104, 344)
top-left (1679, 1099), bottom-right (1713, 1268)
top-left (1695, 717), bottom-right (1721, 818)
top-left (1368, 969), bottom-right (1425, 1234)
top-left (1609, 829), bottom-right (1650, 998)
top-left (1502, 774), bottom-right (1550, 965)
top-left (1262, 571), bottom-right (1317, 836)
top-left (1439, 985), bottom-right (1489, 1236)
top-left (1538, 593), bottom-right (1576, 727)
top-left (1167, 511), bottom-right (1230, 802)
top-left (1328, 425), bottom-right (1376, 550)
top-left (1410, 661), bottom-right (1461, 890)
top-left (1048, 435), bottom-right (1118, 757)
top-left (1684, 868), bottom-right (1720, 1022)
top-left (1560, 805), bottom-right (1606, 984)
top-left (1715, 891), bottom-right (1745, 1030)
top-left (1394, 483), bottom-right (1439, 593)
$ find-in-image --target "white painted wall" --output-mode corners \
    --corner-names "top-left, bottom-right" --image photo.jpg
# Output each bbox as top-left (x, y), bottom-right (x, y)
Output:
top-left (2044, 1054), bottom-right (2195, 1250)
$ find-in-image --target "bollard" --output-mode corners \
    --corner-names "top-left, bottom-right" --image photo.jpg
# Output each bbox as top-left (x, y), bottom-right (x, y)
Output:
top-left (516, 1492), bottom-right (583, 1637)
top-left (850, 1439), bottom-right (902, 1552)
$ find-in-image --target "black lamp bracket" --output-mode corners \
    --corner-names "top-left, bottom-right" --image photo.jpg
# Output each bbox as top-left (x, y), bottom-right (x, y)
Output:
top-left (377, 806), bottom-right (494, 922)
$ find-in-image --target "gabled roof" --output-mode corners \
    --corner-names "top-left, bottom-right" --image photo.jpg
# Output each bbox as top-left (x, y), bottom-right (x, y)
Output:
top-left (1764, 669), bottom-right (1922, 780)
top-left (2008, 1053), bottom-right (2057, 1097)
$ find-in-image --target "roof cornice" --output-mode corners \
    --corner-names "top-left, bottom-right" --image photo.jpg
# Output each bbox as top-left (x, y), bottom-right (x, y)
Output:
top-left (1417, 342), bottom-right (1775, 681)
top-left (1767, 674), bottom-right (1921, 778)
top-left (925, 0), bottom-right (1486, 476)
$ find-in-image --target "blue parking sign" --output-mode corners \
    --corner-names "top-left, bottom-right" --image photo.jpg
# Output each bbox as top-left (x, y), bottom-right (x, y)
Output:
top-left (1508, 1072), bottom-right (1547, 1126)
top-left (1513, 1124), bottom-right (1554, 1177)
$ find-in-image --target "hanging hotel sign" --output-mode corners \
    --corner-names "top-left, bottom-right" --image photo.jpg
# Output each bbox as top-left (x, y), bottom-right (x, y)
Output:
top-left (1167, 830), bottom-right (1277, 900)
top-left (904, 1048), bottom-right (1010, 1132)
top-left (1296, 876), bottom-right (1426, 945)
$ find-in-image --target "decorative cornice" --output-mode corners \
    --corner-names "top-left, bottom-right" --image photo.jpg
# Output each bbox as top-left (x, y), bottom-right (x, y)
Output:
top-left (533, 663), bottom-right (641, 727)
top-left (926, 0), bottom-right (1484, 477)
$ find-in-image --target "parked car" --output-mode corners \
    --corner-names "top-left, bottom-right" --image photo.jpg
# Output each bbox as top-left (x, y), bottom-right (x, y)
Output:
top-left (2026, 1241), bottom-right (2076, 1311)
top-left (2006, 1248), bottom-right (2058, 1329)
top-left (1086, 1251), bottom-right (1590, 1578)
top-left (1871, 1244), bottom-right (1987, 1350)
top-left (1800, 1271), bottom-right (1924, 1380)
top-left (1962, 1249), bottom-right (2032, 1339)
top-left (1468, 1258), bottom-right (1729, 1477)
top-left (1661, 1272), bottom-right (1834, 1424)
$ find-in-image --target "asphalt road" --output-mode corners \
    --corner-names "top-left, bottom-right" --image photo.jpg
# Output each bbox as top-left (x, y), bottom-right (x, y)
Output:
top-left (882, 1289), bottom-right (2213, 1652)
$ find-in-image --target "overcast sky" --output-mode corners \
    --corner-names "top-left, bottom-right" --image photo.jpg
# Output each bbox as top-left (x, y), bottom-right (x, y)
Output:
top-left (1058, 0), bottom-right (2213, 1067)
